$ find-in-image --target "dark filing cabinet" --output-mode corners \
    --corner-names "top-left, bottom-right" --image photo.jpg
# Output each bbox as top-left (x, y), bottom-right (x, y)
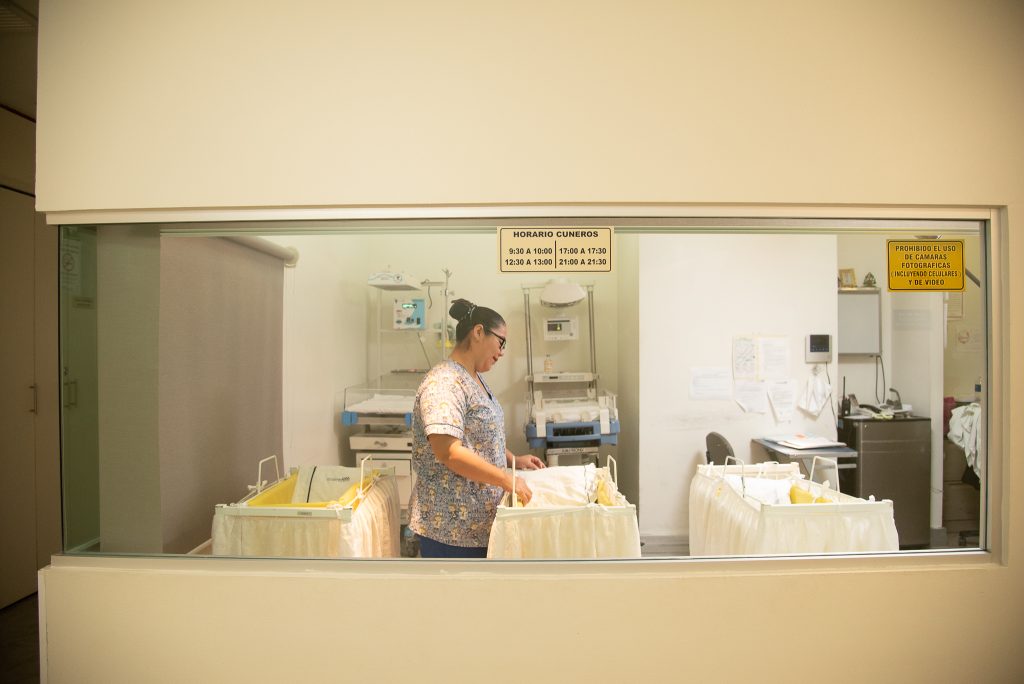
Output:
top-left (837, 416), bottom-right (931, 548)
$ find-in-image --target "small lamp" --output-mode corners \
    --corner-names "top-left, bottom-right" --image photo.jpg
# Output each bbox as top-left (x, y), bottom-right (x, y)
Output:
top-left (539, 279), bottom-right (586, 308)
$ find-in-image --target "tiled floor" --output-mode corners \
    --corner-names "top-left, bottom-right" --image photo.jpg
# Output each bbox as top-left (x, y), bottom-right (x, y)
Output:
top-left (0, 593), bottom-right (39, 684)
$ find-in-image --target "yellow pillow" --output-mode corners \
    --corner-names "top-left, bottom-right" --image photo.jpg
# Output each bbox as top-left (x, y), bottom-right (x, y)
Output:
top-left (789, 484), bottom-right (831, 504)
top-left (596, 478), bottom-right (616, 506)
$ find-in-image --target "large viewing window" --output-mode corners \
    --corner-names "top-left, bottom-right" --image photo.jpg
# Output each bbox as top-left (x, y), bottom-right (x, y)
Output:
top-left (58, 216), bottom-right (990, 561)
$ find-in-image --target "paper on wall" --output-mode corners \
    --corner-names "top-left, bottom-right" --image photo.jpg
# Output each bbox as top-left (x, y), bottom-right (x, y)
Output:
top-left (734, 380), bottom-right (768, 414)
top-left (757, 337), bottom-right (790, 380)
top-left (732, 336), bottom-right (757, 380)
top-left (767, 379), bottom-right (797, 422)
top-left (946, 291), bottom-right (964, 320)
top-left (689, 367), bottom-right (732, 401)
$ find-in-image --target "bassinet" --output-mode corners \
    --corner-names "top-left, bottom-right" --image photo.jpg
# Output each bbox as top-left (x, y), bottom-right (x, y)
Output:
top-left (689, 461), bottom-right (899, 556)
top-left (212, 456), bottom-right (400, 558)
top-left (487, 458), bottom-right (641, 559)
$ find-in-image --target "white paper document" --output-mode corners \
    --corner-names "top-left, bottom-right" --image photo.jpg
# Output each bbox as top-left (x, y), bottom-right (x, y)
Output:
top-left (757, 337), bottom-right (791, 380)
top-left (734, 380), bottom-right (768, 414)
top-left (689, 367), bottom-right (732, 400)
top-left (766, 433), bottom-right (846, 450)
top-left (732, 336), bottom-right (757, 380)
top-left (767, 379), bottom-right (797, 422)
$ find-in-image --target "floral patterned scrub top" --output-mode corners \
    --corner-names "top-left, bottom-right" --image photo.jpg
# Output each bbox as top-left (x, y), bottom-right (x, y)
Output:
top-left (409, 359), bottom-right (506, 547)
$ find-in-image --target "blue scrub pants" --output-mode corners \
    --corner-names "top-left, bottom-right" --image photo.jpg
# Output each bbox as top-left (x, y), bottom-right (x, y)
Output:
top-left (416, 534), bottom-right (487, 558)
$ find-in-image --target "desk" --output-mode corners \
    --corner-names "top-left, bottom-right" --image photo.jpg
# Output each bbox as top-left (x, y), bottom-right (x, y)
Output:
top-left (751, 438), bottom-right (858, 488)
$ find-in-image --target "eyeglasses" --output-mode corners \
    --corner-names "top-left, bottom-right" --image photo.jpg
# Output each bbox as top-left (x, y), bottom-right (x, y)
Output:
top-left (486, 329), bottom-right (507, 351)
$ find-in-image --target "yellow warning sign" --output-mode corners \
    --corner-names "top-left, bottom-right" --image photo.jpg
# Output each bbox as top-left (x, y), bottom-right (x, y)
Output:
top-left (887, 240), bottom-right (965, 291)
top-left (498, 227), bottom-right (613, 273)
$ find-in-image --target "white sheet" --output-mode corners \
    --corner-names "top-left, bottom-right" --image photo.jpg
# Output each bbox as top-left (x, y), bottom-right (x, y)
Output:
top-left (514, 464), bottom-right (596, 507)
top-left (689, 463), bottom-right (899, 556)
top-left (211, 476), bottom-right (400, 558)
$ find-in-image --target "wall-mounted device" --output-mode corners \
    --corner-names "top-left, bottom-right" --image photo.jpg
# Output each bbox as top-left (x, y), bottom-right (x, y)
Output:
top-left (544, 317), bottom-right (579, 341)
top-left (805, 334), bottom-right (832, 363)
top-left (393, 298), bottom-right (425, 330)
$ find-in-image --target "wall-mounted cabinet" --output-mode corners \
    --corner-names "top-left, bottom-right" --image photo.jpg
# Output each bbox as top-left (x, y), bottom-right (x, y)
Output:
top-left (838, 288), bottom-right (881, 355)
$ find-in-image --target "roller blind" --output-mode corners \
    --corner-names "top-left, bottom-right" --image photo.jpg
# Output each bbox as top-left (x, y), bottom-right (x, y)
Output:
top-left (158, 236), bottom-right (284, 553)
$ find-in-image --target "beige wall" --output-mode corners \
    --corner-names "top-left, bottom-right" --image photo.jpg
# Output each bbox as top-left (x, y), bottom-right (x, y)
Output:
top-left (639, 234), bottom-right (839, 536)
top-left (37, 0), bottom-right (1023, 214)
top-left (36, 1), bottom-right (1024, 681)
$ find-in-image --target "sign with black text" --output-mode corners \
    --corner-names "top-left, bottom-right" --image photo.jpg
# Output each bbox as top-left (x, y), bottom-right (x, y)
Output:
top-left (887, 240), bottom-right (965, 291)
top-left (498, 226), bottom-right (613, 273)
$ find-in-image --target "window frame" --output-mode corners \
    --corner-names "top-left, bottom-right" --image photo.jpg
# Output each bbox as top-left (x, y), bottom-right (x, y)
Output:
top-left (52, 203), bottom-right (1005, 572)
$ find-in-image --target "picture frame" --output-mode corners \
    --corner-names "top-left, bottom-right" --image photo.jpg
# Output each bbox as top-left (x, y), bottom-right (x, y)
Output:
top-left (838, 268), bottom-right (857, 288)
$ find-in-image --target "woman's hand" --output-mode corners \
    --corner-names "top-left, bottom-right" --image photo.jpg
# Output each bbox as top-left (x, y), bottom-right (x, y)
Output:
top-left (512, 477), bottom-right (533, 506)
top-left (514, 454), bottom-right (546, 470)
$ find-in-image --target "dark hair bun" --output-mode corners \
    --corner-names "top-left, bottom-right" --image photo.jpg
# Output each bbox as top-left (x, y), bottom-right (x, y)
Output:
top-left (449, 298), bottom-right (475, 321)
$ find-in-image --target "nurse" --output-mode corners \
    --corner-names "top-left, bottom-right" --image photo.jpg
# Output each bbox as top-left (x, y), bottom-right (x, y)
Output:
top-left (410, 298), bottom-right (545, 558)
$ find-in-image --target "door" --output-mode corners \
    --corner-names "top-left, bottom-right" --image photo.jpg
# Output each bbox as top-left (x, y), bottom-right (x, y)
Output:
top-left (0, 188), bottom-right (38, 607)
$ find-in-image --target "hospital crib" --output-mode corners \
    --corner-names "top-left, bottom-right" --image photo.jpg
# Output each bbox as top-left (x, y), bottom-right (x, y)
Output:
top-left (689, 460), bottom-right (899, 556)
top-left (487, 457), bottom-right (641, 559)
top-left (212, 456), bottom-right (401, 558)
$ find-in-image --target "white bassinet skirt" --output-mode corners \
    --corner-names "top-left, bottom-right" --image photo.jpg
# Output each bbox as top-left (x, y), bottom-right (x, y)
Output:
top-left (487, 465), bottom-right (641, 559)
top-left (488, 504), bottom-right (640, 559)
top-left (212, 476), bottom-right (400, 558)
top-left (689, 463), bottom-right (899, 556)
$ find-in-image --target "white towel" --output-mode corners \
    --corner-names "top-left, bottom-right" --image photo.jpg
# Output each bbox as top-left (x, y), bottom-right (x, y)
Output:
top-left (798, 373), bottom-right (831, 417)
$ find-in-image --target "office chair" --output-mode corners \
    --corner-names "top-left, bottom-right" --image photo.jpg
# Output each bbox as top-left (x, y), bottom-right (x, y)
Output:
top-left (705, 432), bottom-right (735, 466)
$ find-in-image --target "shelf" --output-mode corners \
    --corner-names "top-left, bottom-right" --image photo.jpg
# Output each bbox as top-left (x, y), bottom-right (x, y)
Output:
top-left (527, 372), bottom-right (597, 383)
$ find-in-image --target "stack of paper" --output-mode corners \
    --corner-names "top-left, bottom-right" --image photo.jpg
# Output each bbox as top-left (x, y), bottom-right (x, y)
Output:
top-left (767, 433), bottom-right (846, 450)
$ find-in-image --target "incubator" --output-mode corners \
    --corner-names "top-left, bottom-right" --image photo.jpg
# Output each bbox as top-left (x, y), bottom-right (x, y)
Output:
top-left (339, 377), bottom-right (418, 525)
top-left (522, 281), bottom-right (620, 465)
